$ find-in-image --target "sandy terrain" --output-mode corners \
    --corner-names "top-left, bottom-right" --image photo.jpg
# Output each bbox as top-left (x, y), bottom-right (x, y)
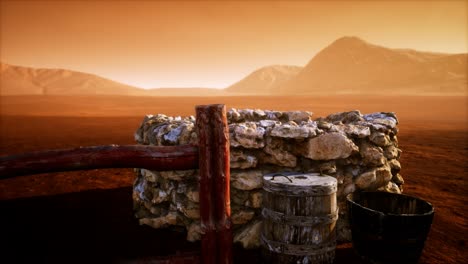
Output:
top-left (0, 95), bottom-right (467, 263)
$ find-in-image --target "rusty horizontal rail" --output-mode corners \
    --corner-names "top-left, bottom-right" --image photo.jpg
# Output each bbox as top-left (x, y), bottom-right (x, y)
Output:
top-left (0, 103), bottom-right (233, 264)
top-left (0, 144), bottom-right (198, 179)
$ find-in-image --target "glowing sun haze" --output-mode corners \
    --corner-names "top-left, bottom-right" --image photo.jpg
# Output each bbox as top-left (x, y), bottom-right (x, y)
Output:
top-left (1, 1), bottom-right (467, 89)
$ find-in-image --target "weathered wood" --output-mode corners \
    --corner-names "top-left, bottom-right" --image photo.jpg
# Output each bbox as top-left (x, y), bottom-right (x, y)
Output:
top-left (347, 192), bottom-right (435, 264)
top-left (0, 145), bottom-right (198, 179)
top-left (210, 104), bottom-right (232, 264)
top-left (196, 105), bottom-right (217, 264)
top-left (0, 103), bottom-right (233, 264)
top-left (261, 172), bottom-right (338, 264)
top-left (197, 104), bottom-right (233, 264)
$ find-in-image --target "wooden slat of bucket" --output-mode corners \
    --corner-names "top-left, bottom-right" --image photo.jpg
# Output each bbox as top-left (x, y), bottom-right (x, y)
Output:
top-left (262, 172), bottom-right (338, 264)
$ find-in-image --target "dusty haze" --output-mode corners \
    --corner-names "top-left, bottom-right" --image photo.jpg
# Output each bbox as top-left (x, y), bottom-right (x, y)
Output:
top-left (0, 1), bottom-right (467, 263)
top-left (1, 1), bottom-right (466, 88)
top-left (1, 37), bottom-right (467, 96)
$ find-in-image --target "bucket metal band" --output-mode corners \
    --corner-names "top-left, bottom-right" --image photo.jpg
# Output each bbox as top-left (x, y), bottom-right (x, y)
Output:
top-left (262, 208), bottom-right (339, 227)
top-left (262, 185), bottom-right (337, 197)
top-left (261, 234), bottom-right (336, 256)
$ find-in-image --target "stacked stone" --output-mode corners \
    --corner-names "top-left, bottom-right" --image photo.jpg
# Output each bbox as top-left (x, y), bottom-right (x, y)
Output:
top-left (133, 109), bottom-right (403, 248)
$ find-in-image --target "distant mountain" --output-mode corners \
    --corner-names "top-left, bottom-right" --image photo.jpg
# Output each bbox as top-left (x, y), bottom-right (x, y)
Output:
top-left (277, 36), bottom-right (467, 95)
top-left (2, 37), bottom-right (466, 97)
top-left (147, 88), bottom-right (224, 96)
top-left (0, 62), bottom-right (147, 96)
top-left (0, 62), bottom-right (226, 96)
top-left (226, 65), bottom-right (302, 94)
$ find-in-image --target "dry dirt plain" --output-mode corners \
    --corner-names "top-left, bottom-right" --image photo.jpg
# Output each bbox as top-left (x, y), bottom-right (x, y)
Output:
top-left (0, 95), bottom-right (466, 263)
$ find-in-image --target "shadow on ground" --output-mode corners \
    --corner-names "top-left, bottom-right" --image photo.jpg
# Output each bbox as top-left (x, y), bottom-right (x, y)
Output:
top-left (0, 187), bottom-right (361, 263)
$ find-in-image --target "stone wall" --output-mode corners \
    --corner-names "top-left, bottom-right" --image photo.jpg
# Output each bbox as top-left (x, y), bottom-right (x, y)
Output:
top-left (132, 108), bottom-right (403, 248)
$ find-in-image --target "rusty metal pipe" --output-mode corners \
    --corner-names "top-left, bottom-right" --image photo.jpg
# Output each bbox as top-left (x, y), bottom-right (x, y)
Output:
top-left (0, 144), bottom-right (198, 179)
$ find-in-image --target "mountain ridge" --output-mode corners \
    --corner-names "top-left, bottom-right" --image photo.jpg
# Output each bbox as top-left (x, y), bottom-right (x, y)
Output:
top-left (0, 62), bottom-right (147, 96)
top-left (2, 36), bottom-right (466, 96)
top-left (225, 65), bottom-right (302, 94)
top-left (275, 36), bottom-right (467, 95)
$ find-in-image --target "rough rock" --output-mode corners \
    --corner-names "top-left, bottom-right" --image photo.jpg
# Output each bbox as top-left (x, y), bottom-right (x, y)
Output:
top-left (259, 120), bottom-right (280, 128)
top-left (160, 170), bottom-right (196, 181)
top-left (246, 191), bottom-right (263, 208)
top-left (379, 181), bottom-right (401, 194)
top-left (139, 212), bottom-right (179, 229)
top-left (262, 137), bottom-right (297, 167)
top-left (317, 120), bottom-right (333, 130)
top-left (231, 209), bottom-right (256, 225)
top-left (231, 188), bottom-right (249, 206)
top-left (141, 169), bottom-right (159, 182)
top-left (231, 171), bottom-right (263, 190)
top-left (237, 109), bottom-right (266, 121)
top-left (355, 170), bottom-right (377, 189)
top-left (388, 159), bottom-right (401, 173)
top-left (230, 122), bottom-right (265, 148)
top-left (133, 108), bottom-right (404, 246)
top-left (178, 201), bottom-right (200, 219)
top-left (152, 188), bottom-right (171, 204)
top-left (364, 112), bottom-right (398, 129)
top-left (187, 222), bottom-right (202, 242)
top-left (228, 108), bottom-right (242, 121)
top-left (392, 173), bottom-right (405, 185)
top-left (228, 109), bottom-right (267, 122)
top-left (370, 132), bottom-right (391, 147)
top-left (304, 132), bottom-right (359, 160)
top-left (323, 110), bottom-right (364, 124)
top-left (285, 111), bottom-right (313, 123)
top-left (270, 121), bottom-right (317, 139)
top-left (360, 141), bottom-right (386, 166)
top-left (177, 123), bottom-right (196, 145)
top-left (375, 165), bottom-right (393, 187)
top-left (163, 124), bottom-right (184, 145)
top-left (230, 149), bottom-right (258, 169)
top-left (338, 124), bottom-right (371, 138)
top-left (384, 145), bottom-right (401, 159)
top-left (319, 161), bottom-right (337, 175)
top-left (186, 188), bottom-right (200, 203)
top-left (233, 220), bottom-right (262, 249)
top-left (343, 183), bottom-right (356, 196)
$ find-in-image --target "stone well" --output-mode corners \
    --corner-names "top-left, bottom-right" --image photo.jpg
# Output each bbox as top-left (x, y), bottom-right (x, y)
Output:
top-left (132, 108), bottom-right (403, 248)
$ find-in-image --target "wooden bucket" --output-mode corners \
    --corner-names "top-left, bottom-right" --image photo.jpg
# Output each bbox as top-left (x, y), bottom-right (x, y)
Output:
top-left (347, 192), bottom-right (434, 264)
top-left (261, 172), bottom-right (338, 264)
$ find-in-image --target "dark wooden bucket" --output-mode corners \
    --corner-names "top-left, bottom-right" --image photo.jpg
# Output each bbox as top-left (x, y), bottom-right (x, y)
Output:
top-left (346, 191), bottom-right (435, 264)
top-left (261, 172), bottom-right (338, 264)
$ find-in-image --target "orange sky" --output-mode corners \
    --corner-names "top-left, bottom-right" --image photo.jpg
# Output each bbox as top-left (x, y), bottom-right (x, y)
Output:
top-left (1, 0), bottom-right (467, 89)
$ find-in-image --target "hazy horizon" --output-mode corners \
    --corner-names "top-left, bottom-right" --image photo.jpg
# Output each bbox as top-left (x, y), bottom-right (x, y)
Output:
top-left (2, 35), bottom-right (467, 94)
top-left (1, 1), bottom-right (467, 89)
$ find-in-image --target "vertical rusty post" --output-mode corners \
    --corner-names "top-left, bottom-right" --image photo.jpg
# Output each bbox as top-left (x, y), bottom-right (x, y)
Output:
top-left (196, 105), bottom-right (217, 264)
top-left (196, 104), bottom-right (232, 264)
top-left (211, 104), bottom-right (232, 264)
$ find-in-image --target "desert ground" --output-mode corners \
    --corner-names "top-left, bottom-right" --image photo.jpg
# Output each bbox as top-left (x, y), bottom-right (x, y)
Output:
top-left (0, 95), bottom-right (467, 263)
